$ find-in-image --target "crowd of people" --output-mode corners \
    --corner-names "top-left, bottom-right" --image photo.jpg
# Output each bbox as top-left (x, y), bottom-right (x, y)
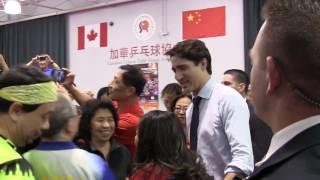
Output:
top-left (1, 0), bottom-right (320, 179)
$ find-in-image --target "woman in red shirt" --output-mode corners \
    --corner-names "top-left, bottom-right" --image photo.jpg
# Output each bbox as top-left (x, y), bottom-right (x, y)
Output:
top-left (130, 110), bottom-right (210, 180)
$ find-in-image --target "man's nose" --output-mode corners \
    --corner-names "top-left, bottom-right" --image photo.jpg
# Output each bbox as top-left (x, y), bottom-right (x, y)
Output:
top-left (175, 71), bottom-right (183, 81)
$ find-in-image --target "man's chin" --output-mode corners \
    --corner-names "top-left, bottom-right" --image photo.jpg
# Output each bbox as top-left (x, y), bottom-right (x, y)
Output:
top-left (27, 136), bottom-right (40, 145)
top-left (26, 139), bottom-right (35, 145)
top-left (182, 87), bottom-right (192, 94)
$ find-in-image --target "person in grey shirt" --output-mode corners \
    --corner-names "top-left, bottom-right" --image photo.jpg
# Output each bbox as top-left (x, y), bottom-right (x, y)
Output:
top-left (166, 39), bottom-right (253, 180)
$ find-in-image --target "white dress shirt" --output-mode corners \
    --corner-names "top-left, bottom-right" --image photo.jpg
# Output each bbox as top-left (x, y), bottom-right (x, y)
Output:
top-left (186, 77), bottom-right (253, 180)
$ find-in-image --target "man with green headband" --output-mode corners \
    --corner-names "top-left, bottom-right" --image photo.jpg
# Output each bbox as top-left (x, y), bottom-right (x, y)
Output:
top-left (0, 66), bottom-right (58, 180)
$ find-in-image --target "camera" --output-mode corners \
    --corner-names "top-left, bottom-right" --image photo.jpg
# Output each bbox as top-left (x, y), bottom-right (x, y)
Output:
top-left (51, 69), bottom-right (65, 82)
top-left (37, 55), bottom-right (47, 61)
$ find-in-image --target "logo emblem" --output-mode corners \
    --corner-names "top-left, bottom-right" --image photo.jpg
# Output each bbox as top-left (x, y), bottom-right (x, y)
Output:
top-left (133, 14), bottom-right (156, 41)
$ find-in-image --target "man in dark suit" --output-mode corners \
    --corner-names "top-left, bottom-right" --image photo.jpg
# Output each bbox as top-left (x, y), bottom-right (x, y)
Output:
top-left (222, 69), bottom-right (273, 163)
top-left (248, 0), bottom-right (320, 179)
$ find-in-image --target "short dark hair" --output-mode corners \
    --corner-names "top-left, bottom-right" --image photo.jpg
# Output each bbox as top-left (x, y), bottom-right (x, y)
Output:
top-left (135, 110), bottom-right (209, 179)
top-left (97, 86), bottom-right (110, 99)
top-left (119, 65), bottom-right (146, 96)
top-left (165, 39), bottom-right (212, 74)
top-left (78, 99), bottom-right (118, 141)
top-left (262, 0), bottom-right (320, 106)
top-left (161, 83), bottom-right (182, 98)
top-left (0, 66), bottom-right (52, 113)
top-left (170, 94), bottom-right (192, 112)
top-left (224, 69), bottom-right (250, 93)
top-left (42, 95), bottom-right (78, 138)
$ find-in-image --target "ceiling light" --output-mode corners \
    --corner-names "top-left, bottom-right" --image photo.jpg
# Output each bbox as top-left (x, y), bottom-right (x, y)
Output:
top-left (4, 0), bottom-right (22, 15)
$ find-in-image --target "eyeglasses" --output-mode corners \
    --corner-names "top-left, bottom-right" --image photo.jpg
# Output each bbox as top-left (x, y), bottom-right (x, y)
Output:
top-left (174, 105), bottom-right (189, 112)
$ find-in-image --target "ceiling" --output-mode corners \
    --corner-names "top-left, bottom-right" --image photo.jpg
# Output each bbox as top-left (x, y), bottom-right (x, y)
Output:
top-left (0, 0), bottom-right (141, 26)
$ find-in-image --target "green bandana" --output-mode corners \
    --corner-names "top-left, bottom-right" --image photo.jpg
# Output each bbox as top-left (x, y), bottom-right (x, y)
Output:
top-left (0, 81), bottom-right (58, 105)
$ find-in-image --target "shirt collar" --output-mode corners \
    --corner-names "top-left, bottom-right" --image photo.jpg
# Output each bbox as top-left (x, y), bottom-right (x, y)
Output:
top-left (196, 76), bottom-right (215, 100)
top-left (119, 99), bottom-right (144, 116)
top-left (36, 141), bottom-right (78, 151)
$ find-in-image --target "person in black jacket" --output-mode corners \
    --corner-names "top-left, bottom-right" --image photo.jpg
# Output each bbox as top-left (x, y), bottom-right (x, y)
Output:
top-left (75, 99), bottom-right (132, 180)
top-left (248, 0), bottom-right (320, 179)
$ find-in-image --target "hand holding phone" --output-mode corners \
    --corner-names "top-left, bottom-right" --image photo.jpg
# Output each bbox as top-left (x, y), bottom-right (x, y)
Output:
top-left (51, 69), bottom-right (65, 83)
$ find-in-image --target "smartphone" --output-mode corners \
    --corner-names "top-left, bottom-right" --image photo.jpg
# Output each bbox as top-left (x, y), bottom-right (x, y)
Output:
top-left (37, 55), bottom-right (47, 61)
top-left (51, 69), bottom-right (65, 82)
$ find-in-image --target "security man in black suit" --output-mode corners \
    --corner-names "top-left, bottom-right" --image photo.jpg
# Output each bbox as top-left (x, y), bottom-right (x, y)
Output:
top-left (248, 0), bottom-right (320, 179)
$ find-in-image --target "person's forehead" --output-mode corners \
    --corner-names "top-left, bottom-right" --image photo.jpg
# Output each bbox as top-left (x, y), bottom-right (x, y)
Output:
top-left (93, 108), bottom-right (113, 117)
top-left (30, 102), bottom-right (55, 114)
top-left (176, 97), bottom-right (192, 104)
top-left (223, 74), bottom-right (236, 82)
top-left (115, 69), bottom-right (127, 79)
top-left (171, 56), bottom-right (194, 66)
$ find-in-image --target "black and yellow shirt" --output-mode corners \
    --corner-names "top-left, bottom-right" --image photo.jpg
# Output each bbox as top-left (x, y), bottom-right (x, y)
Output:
top-left (0, 136), bottom-right (35, 180)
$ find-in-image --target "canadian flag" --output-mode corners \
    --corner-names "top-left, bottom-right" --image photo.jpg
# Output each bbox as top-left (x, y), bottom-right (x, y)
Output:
top-left (78, 22), bottom-right (107, 50)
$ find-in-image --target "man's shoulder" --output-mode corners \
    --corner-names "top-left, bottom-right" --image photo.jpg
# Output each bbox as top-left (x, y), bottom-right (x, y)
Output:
top-left (0, 139), bottom-right (21, 165)
top-left (214, 83), bottom-right (243, 97)
top-left (119, 103), bottom-right (143, 122)
top-left (119, 112), bottom-right (141, 122)
top-left (0, 158), bottom-right (35, 180)
top-left (250, 144), bottom-right (320, 179)
top-left (119, 100), bottom-right (144, 118)
top-left (210, 84), bottom-right (247, 107)
top-left (205, 83), bottom-right (242, 102)
top-left (250, 124), bottom-right (320, 179)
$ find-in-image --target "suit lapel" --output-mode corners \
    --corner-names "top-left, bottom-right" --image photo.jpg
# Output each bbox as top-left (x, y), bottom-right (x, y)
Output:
top-left (250, 123), bottom-right (320, 178)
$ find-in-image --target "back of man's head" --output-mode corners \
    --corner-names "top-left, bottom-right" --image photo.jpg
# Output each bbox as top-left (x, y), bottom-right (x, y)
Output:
top-left (262, 0), bottom-right (320, 107)
top-left (224, 69), bottom-right (250, 94)
top-left (161, 83), bottom-right (182, 98)
top-left (42, 95), bottom-right (78, 139)
top-left (161, 83), bottom-right (183, 111)
top-left (119, 65), bottom-right (146, 96)
top-left (97, 86), bottom-right (110, 99)
top-left (165, 39), bottom-right (212, 74)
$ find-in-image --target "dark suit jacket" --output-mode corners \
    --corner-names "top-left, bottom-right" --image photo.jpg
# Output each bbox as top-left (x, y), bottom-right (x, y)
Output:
top-left (248, 123), bottom-right (320, 180)
top-left (247, 101), bottom-right (273, 163)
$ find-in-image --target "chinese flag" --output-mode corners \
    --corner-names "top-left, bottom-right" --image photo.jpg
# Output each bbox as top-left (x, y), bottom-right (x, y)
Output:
top-left (78, 22), bottom-right (108, 50)
top-left (182, 6), bottom-right (226, 39)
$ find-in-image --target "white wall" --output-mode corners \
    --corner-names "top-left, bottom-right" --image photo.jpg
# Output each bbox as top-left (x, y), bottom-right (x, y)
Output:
top-left (67, 0), bottom-right (244, 109)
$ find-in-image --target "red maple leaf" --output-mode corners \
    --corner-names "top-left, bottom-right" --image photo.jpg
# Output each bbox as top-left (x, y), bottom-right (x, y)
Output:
top-left (87, 29), bottom-right (98, 41)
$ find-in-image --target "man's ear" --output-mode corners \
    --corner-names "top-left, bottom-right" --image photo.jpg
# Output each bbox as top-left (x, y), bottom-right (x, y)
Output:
top-left (64, 116), bottom-right (79, 136)
top-left (8, 102), bottom-right (23, 122)
top-left (200, 58), bottom-right (207, 71)
top-left (238, 83), bottom-right (246, 95)
top-left (266, 56), bottom-right (281, 95)
top-left (126, 86), bottom-right (136, 96)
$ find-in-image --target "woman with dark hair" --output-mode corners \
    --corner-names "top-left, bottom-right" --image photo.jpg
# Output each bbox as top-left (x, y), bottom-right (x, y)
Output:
top-left (170, 94), bottom-right (192, 137)
top-left (76, 99), bottom-right (132, 180)
top-left (131, 110), bottom-right (210, 180)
